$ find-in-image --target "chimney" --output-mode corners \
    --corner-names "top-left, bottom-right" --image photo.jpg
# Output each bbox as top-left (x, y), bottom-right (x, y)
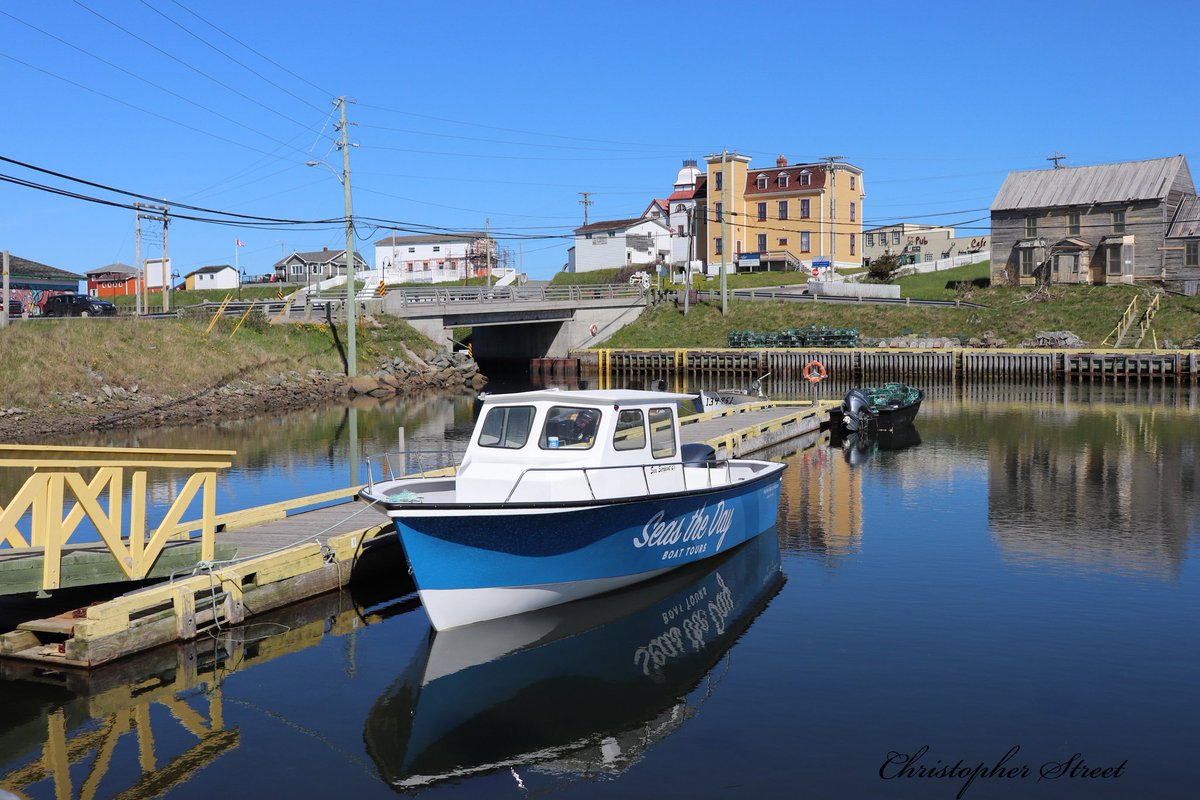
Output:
top-left (323, 246), bottom-right (329, 252)
top-left (776, 155), bottom-right (788, 167)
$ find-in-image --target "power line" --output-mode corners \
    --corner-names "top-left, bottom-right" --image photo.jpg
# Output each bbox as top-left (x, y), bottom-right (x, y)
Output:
top-left (134, 0), bottom-right (329, 116)
top-left (69, 0), bottom-right (334, 143)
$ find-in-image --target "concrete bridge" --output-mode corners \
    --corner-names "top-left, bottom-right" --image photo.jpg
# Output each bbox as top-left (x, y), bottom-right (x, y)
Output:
top-left (371, 283), bottom-right (650, 360)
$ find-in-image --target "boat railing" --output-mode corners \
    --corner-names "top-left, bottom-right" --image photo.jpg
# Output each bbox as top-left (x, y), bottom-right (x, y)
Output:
top-left (501, 460), bottom-right (725, 504)
top-left (365, 449), bottom-right (467, 490)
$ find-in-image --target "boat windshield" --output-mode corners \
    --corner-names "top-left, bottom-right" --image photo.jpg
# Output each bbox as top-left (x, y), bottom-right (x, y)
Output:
top-left (477, 405), bottom-right (536, 449)
top-left (540, 406), bottom-right (601, 450)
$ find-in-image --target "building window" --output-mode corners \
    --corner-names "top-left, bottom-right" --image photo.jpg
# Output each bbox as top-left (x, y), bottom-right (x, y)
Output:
top-left (800, 171), bottom-right (811, 186)
top-left (850, 175), bottom-right (857, 191)
top-left (408, 247), bottom-right (415, 253)
top-left (925, 253), bottom-right (933, 262)
top-left (800, 231), bottom-right (811, 252)
top-left (1068, 211), bottom-right (1081, 236)
top-left (677, 225), bottom-right (685, 236)
top-left (433, 246), bottom-right (441, 252)
top-left (892, 231), bottom-right (901, 245)
top-left (756, 174), bottom-right (767, 189)
top-left (777, 173), bottom-right (788, 188)
top-left (714, 171), bottom-right (723, 191)
top-left (1025, 216), bottom-right (1038, 237)
top-left (1019, 249), bottom-right (1034, 276)
top-left (1106, 245), bottom-right (1123, 275)
top-left (800, 198), bottom-right (810, 218)
top-left (1185, 241), bottom-right (1199, 267)
top-left (850, 202), bottom-right (856, 222)
top-left (778, 238), bottom-right (788, 246)
top-left (714, 202), bottom-right (723, 222)
top-left (778, 200), bottom-right (788, 220)
top-left (1112, 209), bottom-right (1126, 234)
top-left (866, 233), bottom-right (875, 247)
top-left (675, 203), bottom-right (685, 212)
top-left (850, 233), bottom-right (856, 255)
top-left (757, 202), bottom-right (767, 221)
top-left (715, 238), bottom-right (723, 255)
top-left (757, 234), bottom-right (767, 252)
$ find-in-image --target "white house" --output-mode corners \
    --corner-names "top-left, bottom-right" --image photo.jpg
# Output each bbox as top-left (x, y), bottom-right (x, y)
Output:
top-left (184, 264), bottom-right (240, 291)
top-left (272, 248), bottom-right (368, 284)
top-left (374, 233), bottom-right (496, 284)
top-left (667, 159), bottom-right (704, 269)
top-left (570, 216), bottom-right (671, 273)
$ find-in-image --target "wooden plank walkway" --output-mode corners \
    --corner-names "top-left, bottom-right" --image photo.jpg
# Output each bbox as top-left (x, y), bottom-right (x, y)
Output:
top-left (0, 400), bottom-right (833, 669)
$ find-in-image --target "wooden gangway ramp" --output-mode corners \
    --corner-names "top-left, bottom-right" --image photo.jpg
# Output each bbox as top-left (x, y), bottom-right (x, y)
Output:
top-left (1, 400), bottom-right (833, 669)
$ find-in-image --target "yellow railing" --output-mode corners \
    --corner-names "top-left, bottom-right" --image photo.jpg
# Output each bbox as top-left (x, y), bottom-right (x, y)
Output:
top-left (1133, 293), bottom-right (1161, 348)
top-left (0, 444), bottom-right (234, 591)
top-left (1102, 295), bottom-right (1140, 347)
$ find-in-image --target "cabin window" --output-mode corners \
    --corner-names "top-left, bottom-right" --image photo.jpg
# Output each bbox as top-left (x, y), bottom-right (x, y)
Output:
top-left (1186, 241), bottom-right (1199, 267)
top-left (1019, 249), bottom-right (1035, 277)
top-left (477, 406), bottom-right (535, 449)
top-left (540, 406), bottom-right (601, 450)
top-left (613, 410), bottom-right (646, 451)
top-left (649, 407), bottom-right (676, 459)
top-left (1025, 216), bottom-right (1038, 237)
top-left (1106, 244), bottom-right (1123, 275)
top-left (1068, 211), bottom-right (1081, 236)
top-left (1112, 210), bottom-right (1126, 234)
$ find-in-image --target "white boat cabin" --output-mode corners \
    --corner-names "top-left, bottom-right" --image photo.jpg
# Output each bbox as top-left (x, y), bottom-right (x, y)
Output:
top-left (453, 389), bottom-right (729, 504)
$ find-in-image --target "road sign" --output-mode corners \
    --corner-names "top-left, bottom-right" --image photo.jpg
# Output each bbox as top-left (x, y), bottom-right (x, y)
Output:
top-left (812, 257), bottom-right (831, 268)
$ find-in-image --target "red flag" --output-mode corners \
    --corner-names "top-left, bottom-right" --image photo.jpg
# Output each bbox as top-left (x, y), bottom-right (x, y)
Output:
top-left (236, 239), bottom-right (245, 247)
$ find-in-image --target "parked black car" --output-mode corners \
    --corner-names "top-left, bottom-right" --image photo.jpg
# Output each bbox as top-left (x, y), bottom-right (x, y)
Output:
top-left (42, 294), bottom-right (117, 317)
top-left (6, 297), bottom-right (22, 317)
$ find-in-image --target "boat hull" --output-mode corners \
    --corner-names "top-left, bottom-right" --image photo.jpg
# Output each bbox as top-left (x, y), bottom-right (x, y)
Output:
top-left (383, 464), bottom-right (785, 629)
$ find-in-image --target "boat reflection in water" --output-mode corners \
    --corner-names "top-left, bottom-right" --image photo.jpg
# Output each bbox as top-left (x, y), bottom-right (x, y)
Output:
top-left (365, 529), bottom-right (784, 791)
top-left (836, 425), bottom-right (922, 467)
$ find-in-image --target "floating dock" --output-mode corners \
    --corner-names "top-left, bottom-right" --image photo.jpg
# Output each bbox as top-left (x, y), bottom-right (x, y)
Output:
top-left (0, 400), bottom-right (829, 669)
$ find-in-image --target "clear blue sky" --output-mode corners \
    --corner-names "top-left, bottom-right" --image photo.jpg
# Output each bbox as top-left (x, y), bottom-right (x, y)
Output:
top-left (2, 0), bottom-right (1197, 280)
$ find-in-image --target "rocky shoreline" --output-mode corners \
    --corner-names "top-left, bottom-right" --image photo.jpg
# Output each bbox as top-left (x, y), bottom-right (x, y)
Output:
top-left (0, 347), bottom-right (487, 444)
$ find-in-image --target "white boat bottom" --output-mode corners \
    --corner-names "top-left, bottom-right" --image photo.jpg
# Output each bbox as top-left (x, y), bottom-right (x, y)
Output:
top-left (420, 567), bottom-right (676, 631)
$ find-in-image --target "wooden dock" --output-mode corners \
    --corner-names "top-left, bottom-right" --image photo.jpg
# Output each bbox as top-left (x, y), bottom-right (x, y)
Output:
top-left (0, 401), bottom-right (828, 669)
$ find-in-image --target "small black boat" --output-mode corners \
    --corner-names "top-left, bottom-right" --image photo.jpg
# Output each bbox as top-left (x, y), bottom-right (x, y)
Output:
top-left (839, 382), bottom-right (924, 433)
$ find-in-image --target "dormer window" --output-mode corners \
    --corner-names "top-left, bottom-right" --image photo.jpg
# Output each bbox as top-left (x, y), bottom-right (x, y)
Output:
top-left (756, 174), bottom-right (767, 189)
top-left (777, 173), bottom-right (788, 188)
top-left (800, 171), bottom-right (811, 187)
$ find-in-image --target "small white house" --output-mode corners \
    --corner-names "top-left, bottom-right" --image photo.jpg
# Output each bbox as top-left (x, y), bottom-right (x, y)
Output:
top-left (571, 216), bottom-right (671, 272)
top-left (374, 233), bottom-right (496, 284)
top-left (184, 264), bottom-right (240, 291)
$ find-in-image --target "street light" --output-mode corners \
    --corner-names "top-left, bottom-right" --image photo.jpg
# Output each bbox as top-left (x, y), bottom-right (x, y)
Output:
top-left (307, 156), bottom-right (357, 378)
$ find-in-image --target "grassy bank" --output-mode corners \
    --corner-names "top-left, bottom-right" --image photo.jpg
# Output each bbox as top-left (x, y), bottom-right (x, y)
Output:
top-left (0, 313), bottom-right (434, 411)
top-left (600, 283), bottom-right (1200, 349)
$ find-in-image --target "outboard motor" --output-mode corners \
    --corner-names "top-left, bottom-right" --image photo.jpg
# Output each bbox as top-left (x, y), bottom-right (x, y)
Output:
top-left (680, 442), bottom-right (719, 465)
top-left (842, 388), bottom-right (874, 433)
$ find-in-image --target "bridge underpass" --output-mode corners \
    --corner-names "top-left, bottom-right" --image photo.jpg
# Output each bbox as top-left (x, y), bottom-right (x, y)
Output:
top-left (377, 283), bottom-right (648, 361)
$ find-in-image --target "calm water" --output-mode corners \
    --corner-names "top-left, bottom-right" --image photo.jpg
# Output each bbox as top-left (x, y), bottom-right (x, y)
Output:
top-left (1, 381), bottom-right (1198, 799)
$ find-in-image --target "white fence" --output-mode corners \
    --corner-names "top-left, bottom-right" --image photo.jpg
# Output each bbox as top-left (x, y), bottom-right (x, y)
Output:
top-left (847, 249), bottom-right (991, 283)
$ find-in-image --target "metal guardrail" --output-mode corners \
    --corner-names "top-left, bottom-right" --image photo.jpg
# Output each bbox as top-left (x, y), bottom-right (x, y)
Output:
top-left (714, 289), bottom-right (987, 309)
top-left (389, 283), bottom-right (647, 307)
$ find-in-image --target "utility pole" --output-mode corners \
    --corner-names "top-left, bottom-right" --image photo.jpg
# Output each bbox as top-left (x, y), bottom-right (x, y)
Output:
top-left (162, 205), bottom-right (170, 313)
top-left (1047, 151), bottom-right (1067, 169)
top-left (720, 149), bottom-right (729, 316)
top-left (822, 156), bottom-right (844, 277)
top-left (578, 192), bottom-right (593, 226)
top-left (134, 202), bottom-right (142, 315)
top-left (486, 218), bottom-right (492, 288)
top-left (2, 250), bottom-right (10, 329)
top-left (337, 96), bottom-right (358, 378)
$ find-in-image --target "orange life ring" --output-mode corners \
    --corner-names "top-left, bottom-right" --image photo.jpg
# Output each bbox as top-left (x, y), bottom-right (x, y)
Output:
top-left (803, 360), bottom-right (827, 383)
top-left (589, 324), bottom-right (599, 336)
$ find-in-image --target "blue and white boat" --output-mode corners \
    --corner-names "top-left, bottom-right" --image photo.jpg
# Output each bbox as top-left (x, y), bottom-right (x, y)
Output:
top-left (361, 388), bottom-right (786, 630)
top-left (364, 530), bottom-right (785, 788)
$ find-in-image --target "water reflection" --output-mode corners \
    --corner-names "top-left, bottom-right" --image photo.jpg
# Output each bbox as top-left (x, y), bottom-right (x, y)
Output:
top-left (985, 407), bottom-right (1200, 578)
top-left (363, 531), bottom-right (784, 791)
